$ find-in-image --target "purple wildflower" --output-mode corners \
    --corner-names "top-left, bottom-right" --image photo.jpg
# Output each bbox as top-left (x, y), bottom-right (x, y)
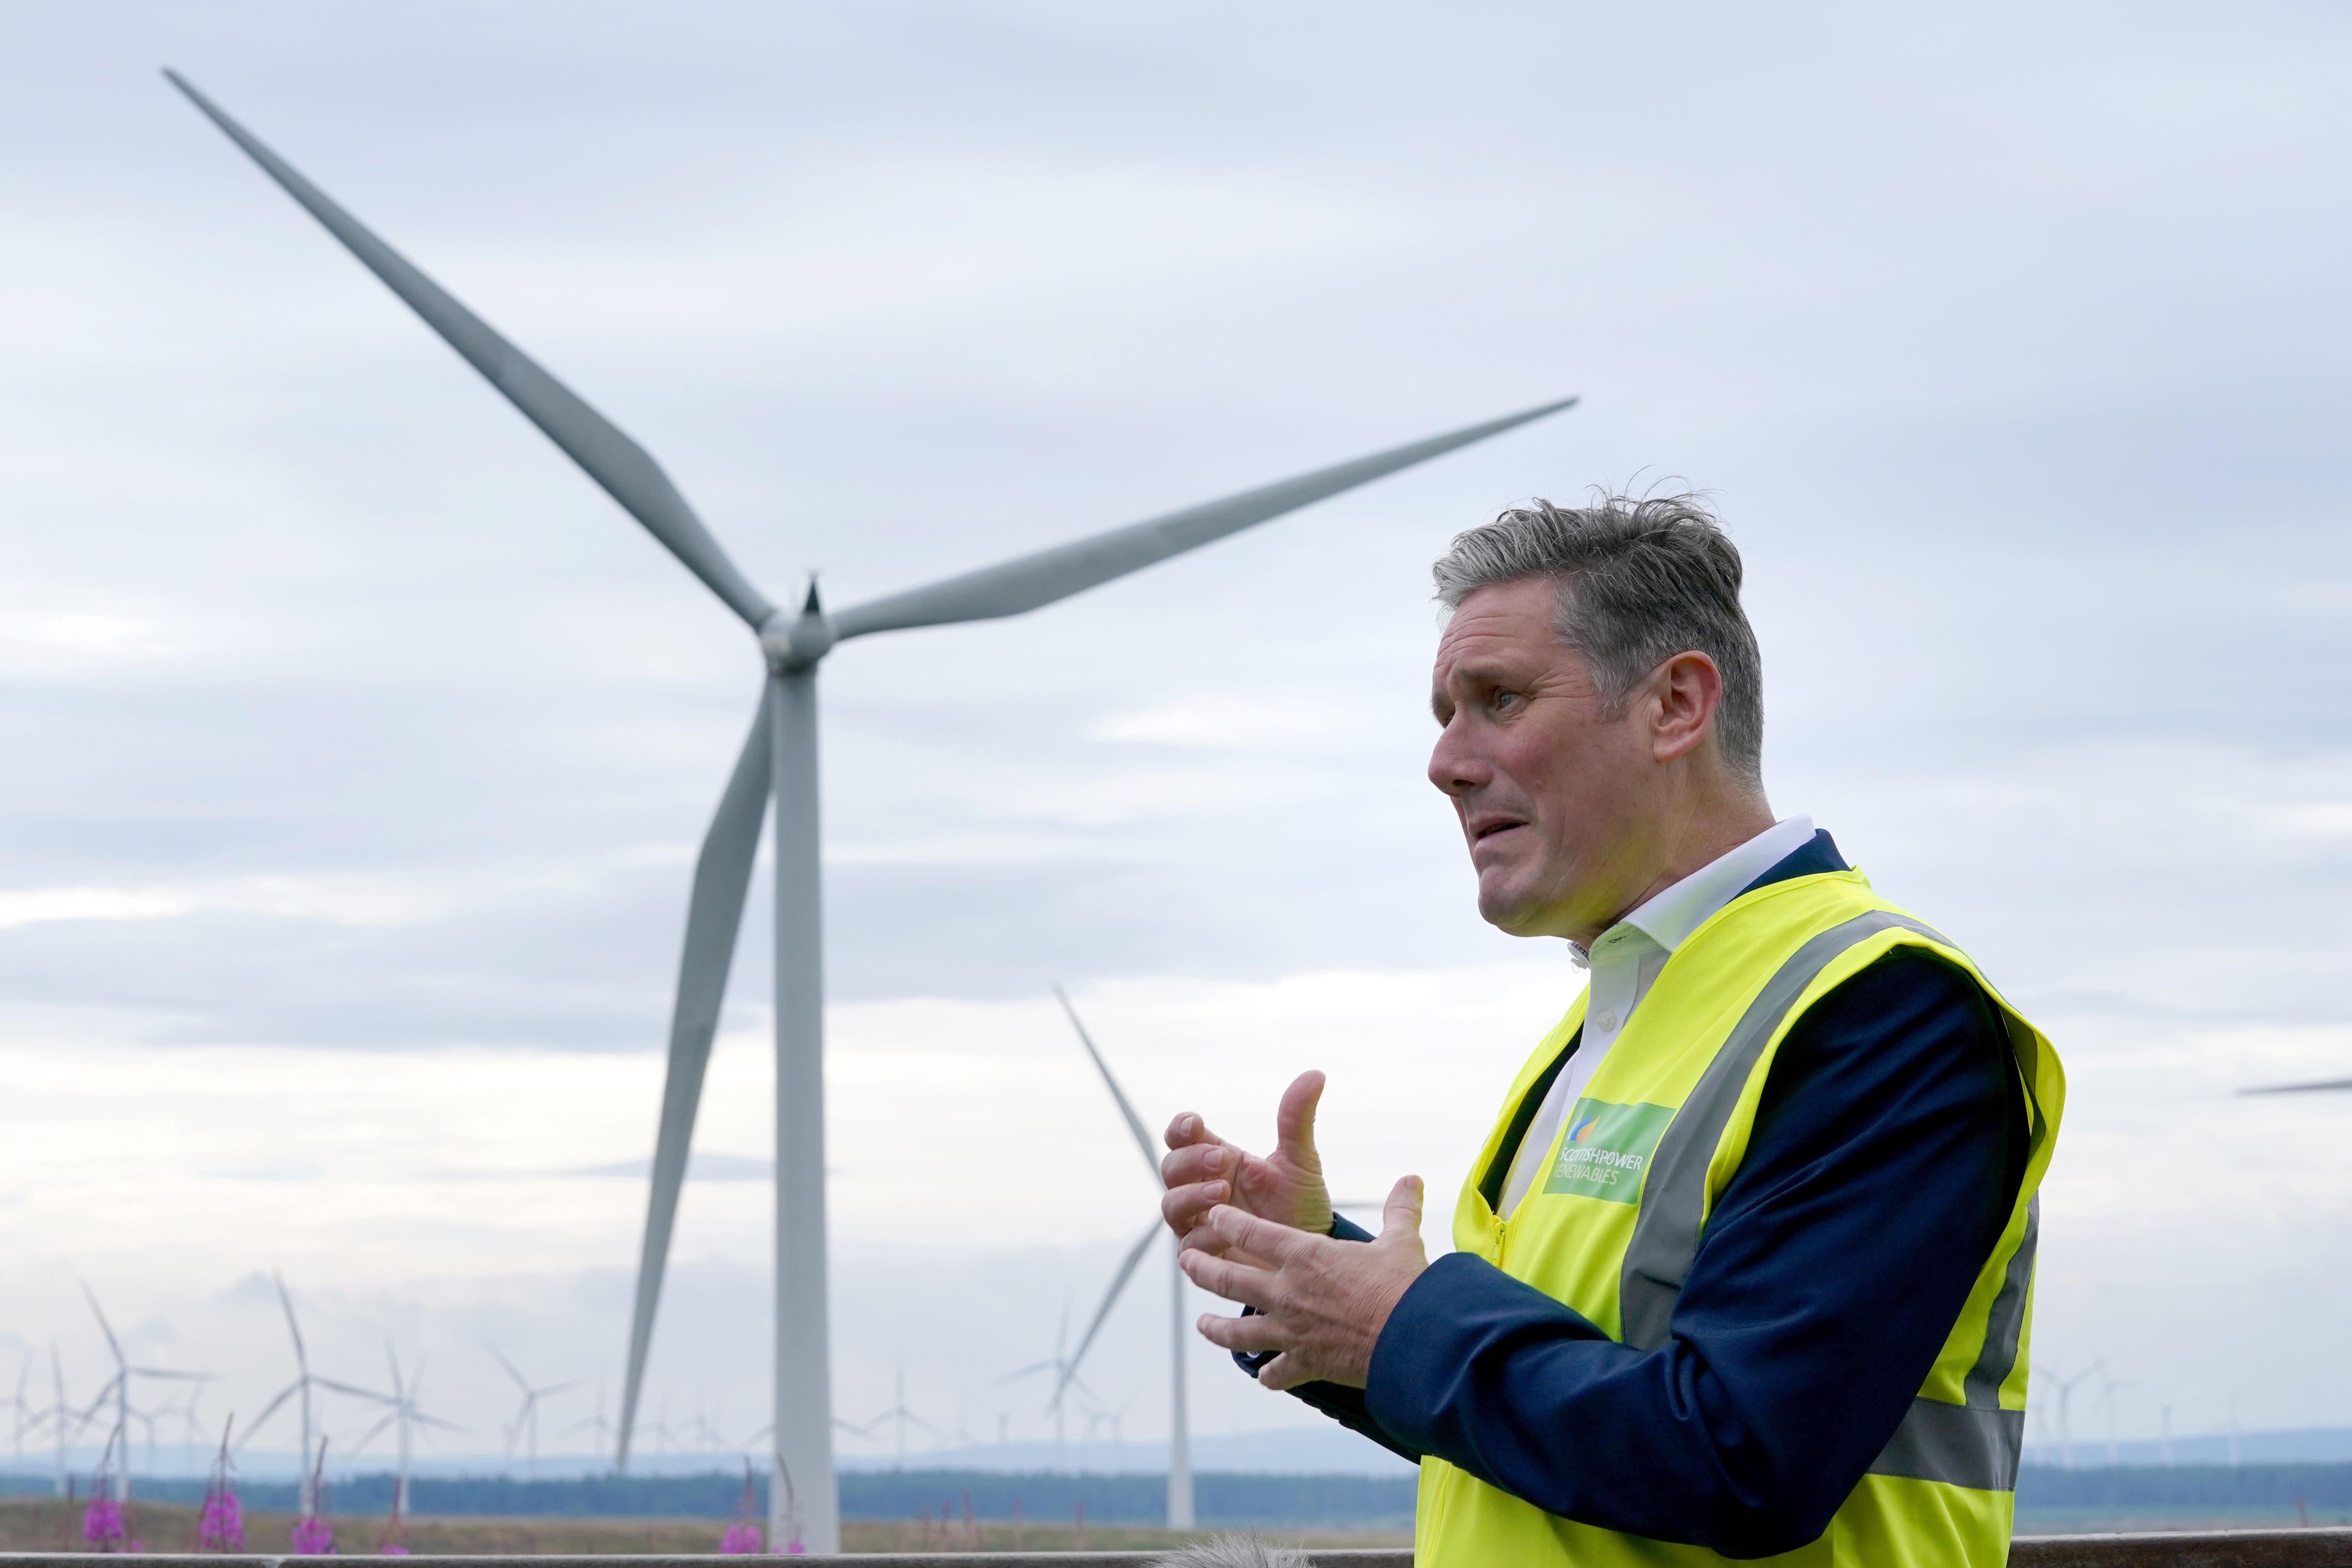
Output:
top-left (200, 1419), bottom-right (246, 1552)
top-left (82, 1493), bottom-right (126, 1549)
top-left (291, 1514), bottom-right (337, 1554)
top-left (719, 1521), bottom-right (764, 1554)
top-left (200, 1490), bottom-right (246, 1552)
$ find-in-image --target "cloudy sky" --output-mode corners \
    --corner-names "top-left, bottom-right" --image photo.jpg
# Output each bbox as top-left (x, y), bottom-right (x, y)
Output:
top-left (4, 0), bottom-right (2351, 1478)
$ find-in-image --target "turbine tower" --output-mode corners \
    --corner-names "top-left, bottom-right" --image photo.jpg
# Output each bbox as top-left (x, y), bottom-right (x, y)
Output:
top-left (164, 70), bottom-right (1576, 1553)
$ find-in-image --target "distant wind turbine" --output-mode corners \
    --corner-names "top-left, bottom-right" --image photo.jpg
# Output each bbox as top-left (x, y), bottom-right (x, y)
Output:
top-left (2034, 1360), bottom-right (2102, 1471)
top-left (81, 1284), bottom-right (210, 1503)
top-left (492, 1348), bottom-right (583, 1480)
top-left (3, 1354), bottom-right (30, 1473)
top-left (1000, 1299), bottom-right (1092, 1470)
top-left (164, 68), bottom-right (1576, 1552)
top-left (243, 1270), bottom-right (384, 1513)
top-left (564, 1379), bottom-right (617, 1464)
top-left (865, 1361), bottom-right (937, 1469)
top-left (352, 1346), bottom-right (460, 1519)
top-left (1050, 987), bottom-right (1196, 1526)
top-left (46, 1345), bottom-right (76, 1496)
top-left (2092, 1366), bottom-right (2130, 1468)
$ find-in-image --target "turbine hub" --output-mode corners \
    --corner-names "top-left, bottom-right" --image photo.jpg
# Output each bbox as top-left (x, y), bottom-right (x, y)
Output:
top-left (759, 596), bottom-right (835, 670)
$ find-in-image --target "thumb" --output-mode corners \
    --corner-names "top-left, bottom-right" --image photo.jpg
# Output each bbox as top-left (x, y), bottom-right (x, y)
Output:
top-left (1273, 1070), bottom-right (1327, 1168)
top-left (1378, 1174), bottom-right (1424, 1241)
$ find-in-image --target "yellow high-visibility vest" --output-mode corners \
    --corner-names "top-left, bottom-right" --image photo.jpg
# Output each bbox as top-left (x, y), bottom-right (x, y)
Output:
top-left (1414, 867), bottom-right (2064, 1568)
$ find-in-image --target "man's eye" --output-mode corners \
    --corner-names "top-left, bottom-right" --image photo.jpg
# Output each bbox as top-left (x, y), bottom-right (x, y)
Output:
top-left (1490, 689), bottom-right (1521, 713)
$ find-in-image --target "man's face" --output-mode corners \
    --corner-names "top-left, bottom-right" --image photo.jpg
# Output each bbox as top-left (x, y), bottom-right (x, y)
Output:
top-left (1427, 577), bottom-right (1656, 939)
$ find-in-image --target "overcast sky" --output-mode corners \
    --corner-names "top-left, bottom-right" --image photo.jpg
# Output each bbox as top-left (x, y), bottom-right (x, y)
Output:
top-left (5, 0), bottom-right (2352, 1478)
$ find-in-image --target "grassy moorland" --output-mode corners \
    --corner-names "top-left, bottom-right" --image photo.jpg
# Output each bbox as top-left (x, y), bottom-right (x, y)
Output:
top-left (0, 1498), bottom-right (1410, 1555)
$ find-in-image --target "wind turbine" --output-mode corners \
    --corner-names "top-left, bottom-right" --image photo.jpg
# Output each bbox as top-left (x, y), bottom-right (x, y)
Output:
top-left (243, 1270), bottom-right (382, 1512)
top-left (163, 70), bottom-right (1577, 1553)
top-left (46, 1345), bottom-right (77, 1496)
top-left (492, 1348), bottom-right (583, 1480)
top-left (1050, 986), bottom-right (1201, 1526)
top-left (2034, 1360), bottom-right (2102, 1471)
top-left (1000, 1300), bottom-right (1092, 1471)
top-left (564, 1378), bottom-right (617, 1465)
top-left (2092, 1367), bottom-right (2130, 1468)
top-left (3, 1354), bottom-right (30, 1473)
top-left (865, 1360), bottom-right (937, 1469)
top-left (2240, 1075), bottom-right (2352, 1095)
top-left (352, 1346), bottom-right (460, 1519)
top-left (81, 1283), bottom-right (210, 1502)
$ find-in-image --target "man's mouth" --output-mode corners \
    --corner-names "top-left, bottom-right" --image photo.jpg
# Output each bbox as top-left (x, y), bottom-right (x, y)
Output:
top-left (1471, 818), bottom-right (1526, 843)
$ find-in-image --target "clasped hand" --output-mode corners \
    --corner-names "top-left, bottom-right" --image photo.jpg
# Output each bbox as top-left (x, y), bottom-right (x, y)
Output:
top-left (1158, 1069), bottom-right (1428, 1391)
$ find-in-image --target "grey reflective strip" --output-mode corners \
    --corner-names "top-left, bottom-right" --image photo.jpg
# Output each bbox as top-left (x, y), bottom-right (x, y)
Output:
top-left (1868, 1397), bottom-right (2024, 1491)
top-left (1617, 911), bottom-right (1947, 1350)
top-left (1963, 1193), bottom-right (2038, 1409)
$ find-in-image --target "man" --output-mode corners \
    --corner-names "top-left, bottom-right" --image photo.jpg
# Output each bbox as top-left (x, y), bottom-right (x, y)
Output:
top-left (1160, 495), bottom-right (2063, 1566)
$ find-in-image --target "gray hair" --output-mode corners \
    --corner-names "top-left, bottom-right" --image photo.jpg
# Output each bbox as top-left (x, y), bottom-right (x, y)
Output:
top-left (1154, 1533), bottom-right (1314, 1568)
top-left (1431, 491), bottom-right (1764, 780)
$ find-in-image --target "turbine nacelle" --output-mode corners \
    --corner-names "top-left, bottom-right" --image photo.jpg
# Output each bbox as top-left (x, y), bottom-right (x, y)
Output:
top-left (759, 584), bottom-right (835, 672)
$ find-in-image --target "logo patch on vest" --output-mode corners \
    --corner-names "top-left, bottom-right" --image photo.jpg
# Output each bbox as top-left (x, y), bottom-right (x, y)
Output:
top-left (1542, 1097), bottom-right (1674, 1203)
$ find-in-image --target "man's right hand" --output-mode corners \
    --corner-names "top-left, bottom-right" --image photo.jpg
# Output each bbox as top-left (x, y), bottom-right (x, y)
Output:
top-left (1161, 1069), bottom-right (1334, 1244)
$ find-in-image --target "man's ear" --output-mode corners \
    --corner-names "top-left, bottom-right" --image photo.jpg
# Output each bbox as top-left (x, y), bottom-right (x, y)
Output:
top-left (1648, 651), bottom-right (1723, 764)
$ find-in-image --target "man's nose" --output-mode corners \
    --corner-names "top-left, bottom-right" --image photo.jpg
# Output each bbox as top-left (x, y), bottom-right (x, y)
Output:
top-left (1428, 719), bottom-right (1491, 797)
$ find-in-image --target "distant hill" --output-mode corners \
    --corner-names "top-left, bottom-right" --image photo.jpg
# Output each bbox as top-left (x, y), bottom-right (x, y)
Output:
top-left (2024, 1427), bottom-right (2352, 1469)
top-left (0, 1469), bottom-right (1413, 1527)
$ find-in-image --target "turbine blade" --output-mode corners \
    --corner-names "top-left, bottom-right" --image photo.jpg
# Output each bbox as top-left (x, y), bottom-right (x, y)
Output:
top-left (619, 691), bottom-right (774, 1469)
top-left (1051, 1219), bottom-right (1161, 1412)
top-left (490, 1348), bottom-right (530, 1395)
top-left (273, 1268), bottom-right (309, 1375)
top-left (79, 1285), bottom-right (124, 1365)
top-left (354, 1411), bottom-right (398, 1452)
top-left (1055, 986), bottom-right (1158, 1180)
top-left (239, 1383), bottom-right (300, 1447)
top-left (162, 71), bottom-right (776, 631)
top-left (830, 397), bottom-right (1578, 641)
top-left (315, 1378), bottom-right (394, 1403)
top-left (2239, 1076), bottom-right (2352, 1095)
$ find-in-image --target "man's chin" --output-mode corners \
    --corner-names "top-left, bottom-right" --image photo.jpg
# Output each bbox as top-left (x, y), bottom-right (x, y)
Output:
top-left (1477, 881), bottom-right (1561, 938)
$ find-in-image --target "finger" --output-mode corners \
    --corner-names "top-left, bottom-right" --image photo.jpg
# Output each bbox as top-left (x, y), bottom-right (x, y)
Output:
top-left (1177, 1242), bottom-right (1276, 1309)
top-left (1379, 1173), bottom-right (1425, 1240)
top-left (1163, 1111), bottom-right (1221, 1152)
top-left (1179, 1227), bottom-right (1283, 1272)
top-left (1255, 1351), bottom-right (1309, 1392)
top-left (1161, 1180), bottom-right (1230, 1234)
top-left (1192, 1311), bottom-right (1283, 1355)
top-left (1199, 1201), bottom-right (1307, 1266)
top-left (1160, 1141), bottom-right (1238, 1192)
top-left (1273, 1071), bottom-right (1327, 1171)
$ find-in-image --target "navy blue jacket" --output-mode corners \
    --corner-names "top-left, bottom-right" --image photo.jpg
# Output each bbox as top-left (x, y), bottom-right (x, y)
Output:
top-left (1237, 833), bottom-right (2027, 1559)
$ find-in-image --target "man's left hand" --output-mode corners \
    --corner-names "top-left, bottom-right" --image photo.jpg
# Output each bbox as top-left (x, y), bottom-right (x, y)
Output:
top-left (1179, 1174), bottom-right (1428, 1391)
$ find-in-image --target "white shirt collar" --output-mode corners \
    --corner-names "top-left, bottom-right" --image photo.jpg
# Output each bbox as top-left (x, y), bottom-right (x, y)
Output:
top-left (1572, 816), bottom-right (1818, 964)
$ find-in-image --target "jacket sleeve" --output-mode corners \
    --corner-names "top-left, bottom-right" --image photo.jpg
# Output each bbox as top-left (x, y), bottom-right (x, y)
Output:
top-left (1361, 949), bottom-right (2027, 1558)
top-left (1233, 1214), bottom-right (1423, 1461)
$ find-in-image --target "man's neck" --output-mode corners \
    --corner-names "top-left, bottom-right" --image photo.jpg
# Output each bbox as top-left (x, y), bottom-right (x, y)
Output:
top-left (1568, 792), bottom-right (1776, 949)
